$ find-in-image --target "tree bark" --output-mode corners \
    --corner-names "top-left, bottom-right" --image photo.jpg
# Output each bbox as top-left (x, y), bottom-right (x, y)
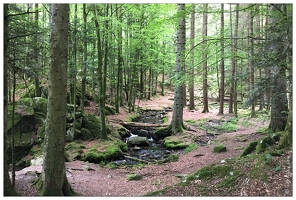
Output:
top-left (188, 4), bottom-right (195, 111)
top-left (4, 4), bottom-right (19, 196)
top-left (41, 4), bottom-right (73, 195)
top-left (93, 4), bottom-right (107, 139)
top-left (80, 4), bottom-right (87, 112)
top-left (218, 4), bottom-right (225, 115)
top-left (202, 4), bottom-right (209, 113)
top-left (233, 4), bottom-right (239, 117)
top-left (34, 3), bottom-right (41, 97)
top-left (170, 4), bottom-right (186, 134)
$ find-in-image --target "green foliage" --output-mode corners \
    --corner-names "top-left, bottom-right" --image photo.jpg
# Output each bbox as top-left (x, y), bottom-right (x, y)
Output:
top-left (127, 174), bottom-right (143, 181)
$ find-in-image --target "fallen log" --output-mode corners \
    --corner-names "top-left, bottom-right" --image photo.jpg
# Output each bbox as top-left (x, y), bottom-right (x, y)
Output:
top-left (123, 154), bottom-right (151, 164)
top-left (119, 121), bottom-right (168, 130)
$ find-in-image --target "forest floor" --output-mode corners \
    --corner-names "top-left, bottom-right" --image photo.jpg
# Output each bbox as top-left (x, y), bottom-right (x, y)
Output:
top-left (12, 91), bottom-right (293, 197)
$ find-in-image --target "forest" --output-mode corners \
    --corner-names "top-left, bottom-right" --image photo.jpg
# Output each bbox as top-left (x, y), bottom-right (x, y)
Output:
top-left (3, 3), bottom-right (292, 196)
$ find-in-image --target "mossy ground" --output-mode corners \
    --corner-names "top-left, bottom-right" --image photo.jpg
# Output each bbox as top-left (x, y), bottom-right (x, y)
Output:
top-left (83, 140), bottom-right (127, 163)
top-left (146, 130), bottom-right (291, 197)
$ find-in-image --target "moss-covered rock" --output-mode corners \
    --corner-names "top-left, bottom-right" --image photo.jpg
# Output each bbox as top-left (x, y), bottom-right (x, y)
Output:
top-left (278, 131), bottom-right (292, 149)
top-left (81, 113), bottom-right (101, 139)
top-left (155, 127), bottom-right (171, 138)
top-left (33, 97), bottom-right (48, 114)
top-left (256, 136), bottom-right (275, 153)
top-left (65, 142), bottom-right (86, 161)
top-left (127, 174), bottom-right (143, 181)
top-left (105, 105), bottom-right (116, 115)
top-left (80, 128), bottom-right (94, 141)
top-left (127, 136), bottom-right (149, 146)
top-left (83, 140), bottom-right (127, 163)
top-left (117, 127), bottom-right (130, 138)
top-left (164, 135), bottom-right (192, 149)
top-left (213, 144), bottom-right (227, 153)
top-left (240, 141), bottom-right (258, 157)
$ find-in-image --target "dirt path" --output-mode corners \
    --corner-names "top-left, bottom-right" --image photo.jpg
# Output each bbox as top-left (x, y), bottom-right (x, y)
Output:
top-left (13, 94), bottom-right (268, 196)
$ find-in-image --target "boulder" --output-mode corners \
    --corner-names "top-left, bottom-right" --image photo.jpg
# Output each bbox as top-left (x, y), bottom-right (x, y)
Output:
top-left (127, 136), bottom-right (149, 146)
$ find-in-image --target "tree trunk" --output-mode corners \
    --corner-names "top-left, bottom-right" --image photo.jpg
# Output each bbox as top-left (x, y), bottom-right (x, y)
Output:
top-left (268, 5), bottom-right (289, 132)
top-left (80, 4), bottom-right (87, 112)
top-left (268, 68), bottom-right (288, 132)
top-left (229, 4), bottom-right (234, 113)
top-left (170, 4), bottom-right (186, 134)
top-left (116, 4), bottom-right (123, 113)
top-left (250, 8), bottom-right (256, 117)
top-left (3, 4), bottom-right (19, 195)
top-left (41, 4), bottom-right (73, 195)
top-left (34, 3), bottom-right (41, 97)
top-left (218, 4), bottom-right (225, 115)
top-left (93, 4), bottom-right (107, 139)
top-left (188, 4), bottom-right (195, 111)
top-left (202, 4), bottom-right (209, 113)
top-left (233, 4), bottom-right (239, 117)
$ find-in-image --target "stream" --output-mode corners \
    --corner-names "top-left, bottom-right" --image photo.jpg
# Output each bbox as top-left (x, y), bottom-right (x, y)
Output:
top-left (112, 109), bottom-right (178, 165)
top-left (111, 109), bottom-right (215, 166)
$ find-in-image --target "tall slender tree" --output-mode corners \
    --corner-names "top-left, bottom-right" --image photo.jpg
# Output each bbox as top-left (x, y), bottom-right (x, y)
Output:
top-left (40, 4), bottom-right (73, 195)
top-left (267, 4), bottom-right (289, 132)
top-left (4, 4), bottom-right (19, 195)
top-left (170, 3), bottom-right (186, 133)
top-left (188, 4), bottom-right (195, 110)
top-left (93, 4), bottom-right (107, 139)
top-left (218, 3), bottom-right (225, 115)
top-left (80, 4), bottom-right (87, 112)
top-left (202, 3), bottom-right (209, 113)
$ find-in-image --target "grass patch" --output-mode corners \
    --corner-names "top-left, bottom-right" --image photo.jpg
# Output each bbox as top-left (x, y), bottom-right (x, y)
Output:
top-left (185, 119), bottom-right (197, 125)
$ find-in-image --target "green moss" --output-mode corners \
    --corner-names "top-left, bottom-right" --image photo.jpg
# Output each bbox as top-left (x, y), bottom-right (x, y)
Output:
top-left (117, 127), bottom-right (130, 138)
top-left (213, 144), bottom-right (227, 153)
top-left (185, 119), bottom-right (197, 125)
top-left (278, 131), bottom-right (292, 149)
top-left (126, 112), bottom-right (140, 122)
top-left (105, 105), bottom-right (116, 115)
top-left (81, 113), bottom-right (101, 139)
top-left (256, 136), bottom-right (275, 153)
top-left (218, 118), bottom-right (238, 132)
top-left (184, 143), bottom-right (198, 153)
top-left (33, 97), bottom-right (48, 114)
top-left (80, 128), bottom-right (94, 141)
top-left (127, 174), bottom-right (143, 181)
top-left (240, 141), bottom-right (258, 157)
top-left (155, 126), bottom-right (171, 138)
top-left (164, 136), bottom-right (189, 149)
top-left (162, 116), bottom-right (169, 124)
top-left (83, 141), bottom-right (124, 163)
top-left (166, 154), bottom-right (179, 162)
top-left (194, 164), bottom-right (234, 180)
